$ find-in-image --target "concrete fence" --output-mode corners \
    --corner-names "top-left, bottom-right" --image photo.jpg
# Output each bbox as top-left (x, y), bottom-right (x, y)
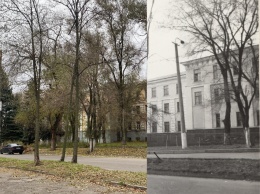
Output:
top-left (147, 127), bottom-right (260, 147)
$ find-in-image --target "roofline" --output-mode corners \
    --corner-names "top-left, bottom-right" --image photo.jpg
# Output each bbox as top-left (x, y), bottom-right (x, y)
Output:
top-left (181, 45), bottom-right (259, 66)
top-left (148, 72), bottom-right (186, 83)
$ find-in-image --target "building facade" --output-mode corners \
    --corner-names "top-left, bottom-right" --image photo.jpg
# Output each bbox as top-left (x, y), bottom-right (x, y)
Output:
top-left (147, 48), bottom-right (259, 135)
top-left (79, 85), bottom-right (147, 143)
top-left (147, 73), bottom-right (187, 133)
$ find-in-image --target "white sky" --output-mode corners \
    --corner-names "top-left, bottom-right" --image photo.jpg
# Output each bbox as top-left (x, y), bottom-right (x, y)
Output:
top-left (147, 0), bottom-right (259, 81)
top-left (147, 0), bottom-right (188, 81)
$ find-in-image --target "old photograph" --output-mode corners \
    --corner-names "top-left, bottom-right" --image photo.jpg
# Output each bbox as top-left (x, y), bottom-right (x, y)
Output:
top-left (147, 0), bottom-right (260, 193)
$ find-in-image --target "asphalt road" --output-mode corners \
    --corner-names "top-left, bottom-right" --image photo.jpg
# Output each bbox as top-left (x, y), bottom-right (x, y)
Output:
top-left (148, 175), bottom-right (260, 194)
top-left (148, 152), bottom-right (260, 159)
top-left (0, 154), bottom-right (146, 172)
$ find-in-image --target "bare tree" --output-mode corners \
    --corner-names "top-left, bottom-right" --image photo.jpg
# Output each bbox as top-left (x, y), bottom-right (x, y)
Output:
top-left (173, 0), bottom-right (258, 146)
top-left (96, 0), bottom-right (146, 145)
top-left (53, 0), bottom-right (95, 163)
top-left (1, 0), bottom-right (49, 165)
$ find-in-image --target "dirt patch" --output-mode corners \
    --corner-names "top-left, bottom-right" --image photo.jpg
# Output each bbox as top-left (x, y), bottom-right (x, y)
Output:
top-left (148, 158), bottom-right (260, 181)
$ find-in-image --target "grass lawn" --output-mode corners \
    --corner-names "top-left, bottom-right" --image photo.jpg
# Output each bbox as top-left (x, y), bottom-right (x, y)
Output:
top-left (0, 157), bottom-right (146, 193)
top-left (148, 158), bottom-right (260, 181)
top-left (24, 141), bottom-right (147, 158)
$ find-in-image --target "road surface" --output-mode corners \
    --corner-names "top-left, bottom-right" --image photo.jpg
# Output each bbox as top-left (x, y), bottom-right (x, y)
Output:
top-left (148, 175), bottom-right (260, 194)
top-left (0, 154), bottom-right (146, 172)
top-left (148, 152), bottom-right (260, 159)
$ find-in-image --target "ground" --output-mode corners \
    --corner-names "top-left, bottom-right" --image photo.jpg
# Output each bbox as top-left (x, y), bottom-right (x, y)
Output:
top-left (148, 144), bottom-right (260, 181)
top-left (148, 158), bottom-right (260, 181)
top-left (0, 167), bottom-right (145, 194)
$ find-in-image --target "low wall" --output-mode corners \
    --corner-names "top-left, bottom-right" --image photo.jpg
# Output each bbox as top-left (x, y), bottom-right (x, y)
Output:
top-left (147, 127), bottom-right (260, 147)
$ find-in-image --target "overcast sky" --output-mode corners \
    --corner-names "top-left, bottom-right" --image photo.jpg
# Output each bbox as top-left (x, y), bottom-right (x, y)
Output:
top-left (147, 0), bottom-right (188, 81)
top-left (147, 0), bottom-right (259, 81)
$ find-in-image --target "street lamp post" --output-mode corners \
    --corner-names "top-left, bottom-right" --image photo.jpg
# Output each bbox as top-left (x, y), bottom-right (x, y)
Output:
top-left (173, 39), bottom-right (187, 149)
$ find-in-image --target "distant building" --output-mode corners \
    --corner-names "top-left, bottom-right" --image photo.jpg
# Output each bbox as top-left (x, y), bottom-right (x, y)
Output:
top-left (147, 73), bottom-right (186, 133)
top-left (79, 82), bottom-right (147, 143)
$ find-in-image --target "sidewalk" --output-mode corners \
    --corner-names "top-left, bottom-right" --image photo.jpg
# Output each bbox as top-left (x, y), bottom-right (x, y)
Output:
top-left (148, 146), bottom-right (260, 154)
top-left (147, 152), bottom-right (260, 159)
top-left (147, 146), bottom-right (260, 160)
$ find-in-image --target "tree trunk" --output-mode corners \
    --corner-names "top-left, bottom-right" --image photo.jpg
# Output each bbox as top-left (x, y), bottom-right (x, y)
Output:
top-left (222, 73), bottom-right (231, 145)
top-left (60, 117), bottom-right (69, 162)
top-left (50, 131), bottom-right (56, 151)
top-left (102, 128), bottom-right (106, 143)
top-left (70, 117), bottom-right (75, 142)
top-left (243, 110), bottom-right (251, 147)
top-left (244, 127), bottom-right (251, 148)
top-left (61, 73), bottom-right (74, 162)
top-left (71, 7), bottom-right (80, 163)
top-left (223, 133), bottom-right (231, 145)
top-left (34, 89), bottom-right (40, 166)
top-left (50, 113), bottom-right (63, 151)
top-left (120, 96), bottom-right (126, 145)
top-left (89, 138), bottom-right (95, 152)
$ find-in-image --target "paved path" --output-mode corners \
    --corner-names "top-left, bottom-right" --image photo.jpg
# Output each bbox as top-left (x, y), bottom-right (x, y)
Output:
top-left (148, 152), bottom-right (260, 159)
top-left (148, 175), bottom-right (260, 194)
top-left (0, 154), bottom-right (146, 172)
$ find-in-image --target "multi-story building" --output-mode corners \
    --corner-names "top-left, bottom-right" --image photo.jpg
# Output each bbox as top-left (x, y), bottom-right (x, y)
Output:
top-left (79, 82), bottom-right (147, 143)
top-left (183, 52), bottom-right (259, 130)
top-left (127, 88), bottom-right (147, 141)
top-left (147, 73), bottom-right (186, 133)
top-left (147, 47), bottom-right (259, 137)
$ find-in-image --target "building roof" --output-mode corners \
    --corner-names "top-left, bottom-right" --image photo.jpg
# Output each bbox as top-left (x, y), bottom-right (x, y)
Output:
top-left (148, 72), bottom-right (186, 84)
top-left (181, 45), bottom-right (259, 67)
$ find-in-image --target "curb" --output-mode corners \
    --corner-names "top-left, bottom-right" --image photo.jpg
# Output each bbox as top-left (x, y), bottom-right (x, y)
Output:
top-left (147, 148), bottom-right (260, 155)
top-left (107, 181), bottom-right (147, 191)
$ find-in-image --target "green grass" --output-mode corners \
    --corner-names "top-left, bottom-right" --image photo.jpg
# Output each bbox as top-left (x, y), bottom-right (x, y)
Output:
top-left (96, 141), bottom-right (147, 148)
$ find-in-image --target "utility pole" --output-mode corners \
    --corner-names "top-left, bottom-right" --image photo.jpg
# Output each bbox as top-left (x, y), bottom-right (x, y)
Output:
top-left (0, 50), bottom-right (2, 143)
top-left (173, 40), bottom-right (187, 149)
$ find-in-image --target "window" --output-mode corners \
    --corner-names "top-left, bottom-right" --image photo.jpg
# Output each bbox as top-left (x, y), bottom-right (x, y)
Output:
top-left (194, 69), bottom-right (201, 82)
top-left (164, 85), bottom-right (169, 96)
top-left (257, 110), bottom-right (259, 126)
top-left (177, 102), bottom-right (180, 112)
top-left (233, 65), bottom-right (239, 75)
top-left (252, 57), bottom-right (259, 72)
top-left (164, 122), bottom-right (170, 132)
top-left (151, 105), bottom-right (157, 115)
top-left (255, 86), bottom-right (259, 98)
top-left (213, 65), bottom-right (218, 79)
top-left (152, 87), bottom-right (156, 98)
top-left (214, 88), bottom-right (221, 102)
top-left (176, 84), bottom-right (179, 94)
top-left (194, 91), bottom-right (202, 105)
top-left (216, 113), bottom-right (220, 128)
top-left (136, 121), bottom-right (141, 130)
top-left (136, 106), bottom-right (140, 114)
top-left (164, 103), bottom-right (169, 114)
top-left (236, 112), bottom-right (242, 127)
top-left (177, 121), bottom-right (181, 131)
top-left (128, 123), bottom-right (132, 130)
top-left (152, 122), bottom-right (157, 132)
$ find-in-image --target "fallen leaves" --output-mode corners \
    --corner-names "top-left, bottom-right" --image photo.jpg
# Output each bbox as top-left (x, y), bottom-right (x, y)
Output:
top-left (0, 158), bottom-right (146, 193)
top-left (25, 142), bottom-right (147, 158)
